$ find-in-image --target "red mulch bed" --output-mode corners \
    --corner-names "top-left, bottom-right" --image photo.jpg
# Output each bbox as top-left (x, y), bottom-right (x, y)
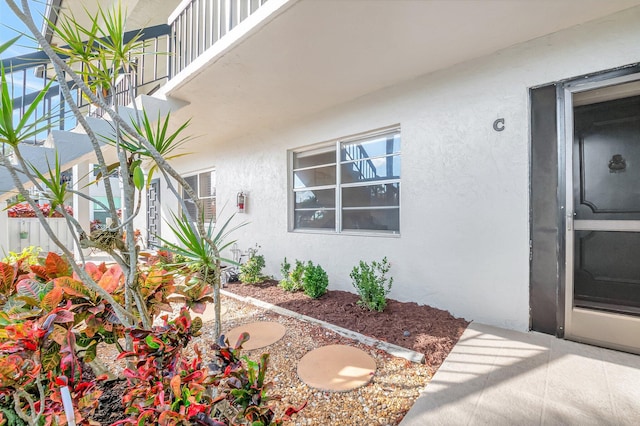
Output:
top-left (224, 280), bottom-right (469, 371)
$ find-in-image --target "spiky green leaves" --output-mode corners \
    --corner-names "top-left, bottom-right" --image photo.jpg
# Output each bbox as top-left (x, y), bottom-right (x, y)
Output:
top-left (159, 212), bottom-right (246, 277)
top-left (0, 36), bottom-right (20, 55)
top-left (104, 111), bottom-right (192, 183)
top-left (28, 152), bottom-right (68, 215)
top-left (128, 111), bottom-right (192, 185)
top-left (46, 3), bottom-right (146, 103)
top-left (0, 61), bottom-right (53, 148)
top-left (100, 111), bottom-right (192, 186)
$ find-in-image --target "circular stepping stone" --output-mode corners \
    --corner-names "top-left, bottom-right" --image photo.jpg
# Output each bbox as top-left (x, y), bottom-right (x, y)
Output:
top-left (225, 321), bottom-right (286, 350)
top-left (192, 304), bottom-right (228, 323)
top-left (297, 345), bottom-right (376, 392)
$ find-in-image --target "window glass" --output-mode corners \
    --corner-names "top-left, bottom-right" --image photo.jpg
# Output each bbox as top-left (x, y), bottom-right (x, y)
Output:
top-left (291, 128), bottom-right (400, 234)
top-left (199, 172), bottom-right (212, 197)
top-left (340, 155), bottom-right (400, 183)
top-left (342, 208), bottom-right (399, 232)
top-left (202, 198), bottom-right (216, 222)
top-left (295, 189), bottom-right (336, 209)
top-left (183, 175), bottom-right (197, 199)
top-left (183, 198), bottom-right (198, 221)
top-left (342, 183), bottom-right (399, 207)
top-left (341, 133), bottom-right (400, 162)
top-left (183, 170), bottom-right (216, 222)
top-left (93, 196), bottom-right (121, 208)
top-left (294, 210), bottom-right (336, 229)
top-left (294, 147), bottom-right (336, 169)
top-left (293, 166), bottom-right (336, 188)
top-left (92, 196), bottom-right (121, 225)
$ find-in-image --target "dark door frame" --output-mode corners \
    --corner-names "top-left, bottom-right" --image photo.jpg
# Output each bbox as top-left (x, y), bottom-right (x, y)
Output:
top-left (529, 62), bottom-right (640, 337)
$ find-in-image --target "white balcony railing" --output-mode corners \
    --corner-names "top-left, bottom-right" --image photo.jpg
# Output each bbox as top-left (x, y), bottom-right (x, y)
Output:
top-left (169, 0), bottom-right (268, 77)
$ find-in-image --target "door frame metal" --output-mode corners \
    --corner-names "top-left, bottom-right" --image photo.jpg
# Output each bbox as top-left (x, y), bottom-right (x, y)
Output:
top-left (528, 62), bottom-right (640, 339)
top-left (560, 71), bottom-right (640, 352)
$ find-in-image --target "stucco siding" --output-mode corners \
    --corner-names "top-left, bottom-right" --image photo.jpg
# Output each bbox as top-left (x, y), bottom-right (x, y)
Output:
top-left (157, 6), bottom-right (640, 331)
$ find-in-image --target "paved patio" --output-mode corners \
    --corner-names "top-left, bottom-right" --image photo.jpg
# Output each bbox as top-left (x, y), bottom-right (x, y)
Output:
top-left (401, 322), bottom-right (640, 425)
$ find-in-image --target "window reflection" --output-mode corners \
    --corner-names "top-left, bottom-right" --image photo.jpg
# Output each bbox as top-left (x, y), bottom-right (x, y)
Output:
top-left (343, 184), bottom-right (399, 207)
top-left (292, 128), bottom-right (400, 233)
top-left (295, 210), bottom-right (336, 229)
top-left (342, 209), bottom-right (399, 232)
top-left (295, 189), bottom-right (335, 209)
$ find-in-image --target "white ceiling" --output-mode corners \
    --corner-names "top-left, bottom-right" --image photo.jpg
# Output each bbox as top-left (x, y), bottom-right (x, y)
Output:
top-left (161, 0), bottom-right (640, 146)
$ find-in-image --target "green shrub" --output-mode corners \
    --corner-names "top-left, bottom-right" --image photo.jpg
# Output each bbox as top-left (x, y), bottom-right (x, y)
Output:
top-left (279, 257), bottom-right (305, 292)
top-left (350, 257), bottom-right (393, 312)
top-left (240, 252), bottom-right (266, 284)
top-left (1, 245), bottom-right (42, 265)
top-left (302, 261), bottom-right (328, 299)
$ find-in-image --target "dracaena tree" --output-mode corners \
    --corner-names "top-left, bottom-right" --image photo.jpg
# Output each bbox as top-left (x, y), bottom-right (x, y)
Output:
top-left (0, 0), bottom-right (229, 338)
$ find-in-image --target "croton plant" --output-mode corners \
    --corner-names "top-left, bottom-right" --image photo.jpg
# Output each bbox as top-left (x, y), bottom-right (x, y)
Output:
top-left (7, 203), bottom-right (74, 218)
top-left (115, 309), bottom-right (305, 425)
top-left (0, 251), bottom-right (304, 425)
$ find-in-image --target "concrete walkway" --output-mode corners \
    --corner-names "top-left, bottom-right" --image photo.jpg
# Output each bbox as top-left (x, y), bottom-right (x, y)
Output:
top-left (401, 323), bottom-right (640, 425)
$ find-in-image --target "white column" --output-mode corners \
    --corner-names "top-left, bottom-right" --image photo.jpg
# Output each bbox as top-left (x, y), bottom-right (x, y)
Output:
top-left (73, 161), bottom-right (91, 258)
top-left (0, 206), bottom-right (9, 256)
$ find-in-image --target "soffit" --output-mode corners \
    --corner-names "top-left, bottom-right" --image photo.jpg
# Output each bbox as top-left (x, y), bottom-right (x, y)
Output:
top-left (165, 0), bottom-right (640, 145)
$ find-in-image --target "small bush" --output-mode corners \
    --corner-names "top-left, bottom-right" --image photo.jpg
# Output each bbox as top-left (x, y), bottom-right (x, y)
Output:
top-left (302, 261), bottom-right (328, 299)
top-left (240, 252), bottom-right (266, 284)
top-left (350, 257), bottom-right (393, 312)
top-left (1, 245), bottom-right (42, 265)
top-left (279, 257), bottom-right (305, 292)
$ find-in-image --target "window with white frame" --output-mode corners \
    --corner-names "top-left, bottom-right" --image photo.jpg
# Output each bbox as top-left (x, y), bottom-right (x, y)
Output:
top-left (182, 169), bottom-right (216, 222)
top-left (291, 128), bottom-right (400, 234)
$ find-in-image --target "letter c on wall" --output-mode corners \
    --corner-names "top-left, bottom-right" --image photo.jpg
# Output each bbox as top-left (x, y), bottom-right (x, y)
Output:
top-left (493, 118), bottom-right (505, 132)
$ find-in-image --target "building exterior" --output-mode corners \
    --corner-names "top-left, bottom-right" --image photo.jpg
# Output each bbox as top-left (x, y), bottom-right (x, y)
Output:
top-left (4, 0), bottom-right (640, 354)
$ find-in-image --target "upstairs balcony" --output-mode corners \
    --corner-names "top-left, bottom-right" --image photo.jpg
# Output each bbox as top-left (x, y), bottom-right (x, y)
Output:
top-left (2, 24), bottom-right (170, 137)
top-left (2, 0), bottom-right (277, 146)
top-left (6, 0), bottom-right (640, 157)
top-left (160, 0), bottom-right (640, 148)
top-left (169, 0), bottom-right (271, 78)
top-left (0, 23), bottom-right (172, 202)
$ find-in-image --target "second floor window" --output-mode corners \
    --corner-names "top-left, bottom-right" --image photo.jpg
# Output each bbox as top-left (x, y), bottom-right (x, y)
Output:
top-left (183, 169), bottom-right (216, 222)
top-left (291, 127), bottom-right (401, 234)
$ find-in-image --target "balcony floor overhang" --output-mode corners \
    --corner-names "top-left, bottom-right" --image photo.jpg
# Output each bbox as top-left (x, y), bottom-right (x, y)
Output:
top-left (162, 0), bottom-right (640, 145)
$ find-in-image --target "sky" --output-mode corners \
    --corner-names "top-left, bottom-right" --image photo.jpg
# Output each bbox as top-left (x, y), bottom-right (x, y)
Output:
top-left (1, 1), bottom-right (52, 142)
top-left (0, 0), bottom-right (46, 58)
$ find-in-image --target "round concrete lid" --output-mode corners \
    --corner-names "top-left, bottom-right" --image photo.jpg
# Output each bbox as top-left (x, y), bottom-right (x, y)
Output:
top-left (192, 303), bottom-right (228, 323)
top-left (225, 321), bottom-right (287, 350)
top-left (297, 344), bottom-right (377, 392)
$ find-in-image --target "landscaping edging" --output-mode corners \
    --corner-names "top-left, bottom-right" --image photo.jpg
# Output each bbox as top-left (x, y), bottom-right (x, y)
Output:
top-left (221, 289), bottom-right (426, 364)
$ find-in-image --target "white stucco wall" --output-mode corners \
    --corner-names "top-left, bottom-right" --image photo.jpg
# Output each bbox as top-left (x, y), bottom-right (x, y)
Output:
top-left (160, 6), bottom-right (640, 331)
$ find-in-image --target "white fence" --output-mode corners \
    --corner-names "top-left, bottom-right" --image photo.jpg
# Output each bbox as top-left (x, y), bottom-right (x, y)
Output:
top-left (6, 218), bottom-right (74, 254)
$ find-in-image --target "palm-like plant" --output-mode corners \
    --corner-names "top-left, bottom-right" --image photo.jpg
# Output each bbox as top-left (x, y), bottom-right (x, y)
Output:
top-left (28, 152), bottom-right (68, 215)
top-left (3, 1), bottom-right (215, 333)
top-left (100, 110), bottom-right (192, 185)
top-left (160, 212), bottom-right (246, 337)
top-left (47, 4), bottom-right (145, 106)
top-left (0, 44), bottom-right (54, 149)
